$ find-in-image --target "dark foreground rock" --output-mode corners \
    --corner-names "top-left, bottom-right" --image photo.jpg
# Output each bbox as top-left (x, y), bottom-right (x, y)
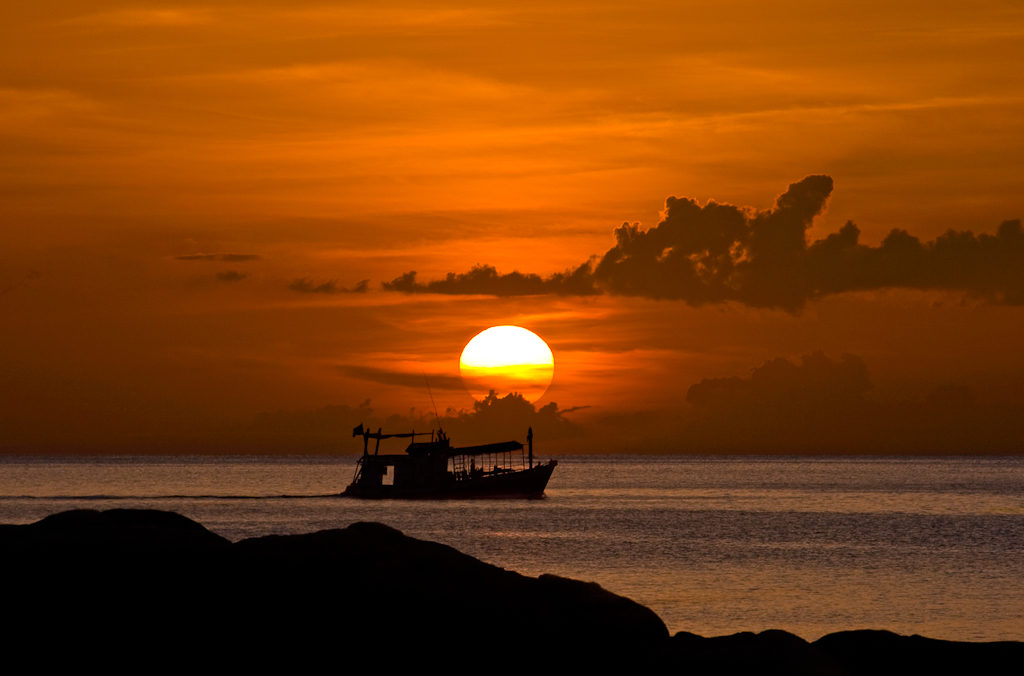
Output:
top-left (3, 509), bottom-right (1020, 673)
top-left (666, 628), bottom-right (1023, 675)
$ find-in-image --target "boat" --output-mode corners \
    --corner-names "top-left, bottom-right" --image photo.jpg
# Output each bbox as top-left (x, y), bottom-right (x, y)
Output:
top-left (341, 424), bottom-right (557, 498)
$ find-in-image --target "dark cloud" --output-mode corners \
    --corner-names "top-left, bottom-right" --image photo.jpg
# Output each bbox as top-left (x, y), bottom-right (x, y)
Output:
top-left (679, 351), bottom-right (878, 452)
top-left (440, 391), bottom-right (581, 445)
top-left (244, 393), bottom-right (581, 453)
top-left (339, 365), bottom-right (465, 391)
top-left (215, 270), bottom-right (247, 282)
top-left (677, 352), bottom-right (1024, 453)
top-left (382, 263), bottom-right (597, 296)
top-left (0, 269), bottom-right (41, 295)
top-left (685, 351), bottom-right (872, 411)
top-left (290, 278), bottom-right (369, 294)
top-left (175, 253), bottom-right (262, 262)
top-left (591, 175), bottom-right (836, 310)
top-left (261, 364), bottom-right (1022, 454)
top-left (804, 218), bottom-right (1024, 306)
top-left (380, 176), bottom-right (1024, 310)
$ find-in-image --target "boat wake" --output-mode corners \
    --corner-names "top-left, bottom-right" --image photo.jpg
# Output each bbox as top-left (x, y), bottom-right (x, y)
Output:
top-left (0, 493), bottom-right (341, 501)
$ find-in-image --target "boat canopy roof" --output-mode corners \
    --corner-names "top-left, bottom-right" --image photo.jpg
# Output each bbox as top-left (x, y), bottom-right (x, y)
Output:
top-left (448, 441), bottom-right (523, 457)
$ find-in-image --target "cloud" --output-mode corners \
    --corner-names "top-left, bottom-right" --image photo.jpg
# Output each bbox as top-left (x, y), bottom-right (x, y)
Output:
top-left (176, 253), bottom-right (261, 262)
top-left (381, 176), bottom-right (1024, 310)
top-left (680, 352), bottom-right (877, 452)
top-left (677, 352), bottom-right (1024, 453)
top-left (382, 263), bottom-right (597, 296)
top-left (686, 351), bottom-right (872, 413)
top-left (0, 269), bottom-right (41, 295)
top-left (339, 365), bottom-right (465, 391)
top-left (804, 218), bottom-right (1024, 305)
top-left (593, 175), bottom-right (836, 309)
top-left (290, 278), bottom-right (369, 294)
top-left (66, 9), bottom-right (214, 28)
top-left (440, 391), bottom-right (581, 445)
top-left (229, 355), bottom-right (1023, 455)
top-left (215, 270), bottom-right (247, 282)
top-left (244, 393), bottom-right (581, 453)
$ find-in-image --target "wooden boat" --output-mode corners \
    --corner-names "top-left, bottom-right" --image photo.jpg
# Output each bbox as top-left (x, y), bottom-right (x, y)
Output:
top-left (342, 424), bottom-right (557, 499)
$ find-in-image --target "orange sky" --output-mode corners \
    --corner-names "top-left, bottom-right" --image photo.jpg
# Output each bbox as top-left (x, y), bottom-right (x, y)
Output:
top-left (3, 1), bottom-right (1024, 453)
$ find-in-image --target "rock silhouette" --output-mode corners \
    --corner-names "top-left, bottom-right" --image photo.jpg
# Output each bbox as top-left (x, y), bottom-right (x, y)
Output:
top-left (3, 509), bottom-right (1020, 673)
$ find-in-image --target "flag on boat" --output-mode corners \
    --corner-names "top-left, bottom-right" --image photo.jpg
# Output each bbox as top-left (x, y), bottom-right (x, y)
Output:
top-left (352, 423), bottom-right (365, 437)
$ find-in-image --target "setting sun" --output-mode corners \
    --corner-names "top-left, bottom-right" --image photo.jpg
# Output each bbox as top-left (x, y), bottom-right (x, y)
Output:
top-left (459, 326), bottom-right (554, 403)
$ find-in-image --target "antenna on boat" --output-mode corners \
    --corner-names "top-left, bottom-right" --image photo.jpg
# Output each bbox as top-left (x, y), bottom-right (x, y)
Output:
top-left (423, 373), bottom-right (443, 434)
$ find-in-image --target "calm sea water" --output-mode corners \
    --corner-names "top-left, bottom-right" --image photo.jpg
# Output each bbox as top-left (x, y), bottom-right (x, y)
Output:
top-left (1, 454), bottom-right (1022, 642)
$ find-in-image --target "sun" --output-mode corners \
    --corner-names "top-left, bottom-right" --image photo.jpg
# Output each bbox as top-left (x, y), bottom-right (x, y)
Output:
top-left (459, 326), bottom-right (554, 403)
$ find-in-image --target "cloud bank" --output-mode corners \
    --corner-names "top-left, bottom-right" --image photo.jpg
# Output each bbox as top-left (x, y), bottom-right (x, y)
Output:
top-left (677, 352), bottom-right (1023, 454)
top-left (290, 278), bottom-right (369, 294)
top-left (242, 354), bottom-right (1024, 454)
top-left (176, 253), bottom-right (262, 262)
top-left (382, 263), bottom-right (598, 297)
top-left (246, 392), bottom-right (580, 453)
top-left (216, 270), bottom-right (247, 282)
top-left (338, 364), bottom-right (464, 391)
top-left (380, 176), bottom-right (1024, 310)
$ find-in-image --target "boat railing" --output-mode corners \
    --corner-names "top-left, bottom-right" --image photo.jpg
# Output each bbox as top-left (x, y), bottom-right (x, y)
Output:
top-left (448, 447), bottom-right (540, 481)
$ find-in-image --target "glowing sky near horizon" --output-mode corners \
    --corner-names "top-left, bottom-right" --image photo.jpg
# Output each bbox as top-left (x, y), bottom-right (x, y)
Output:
top-left (2, 1), bottom-right (1023, 453)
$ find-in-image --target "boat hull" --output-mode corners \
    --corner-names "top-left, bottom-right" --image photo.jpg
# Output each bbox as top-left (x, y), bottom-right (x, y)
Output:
top-left (342, 460), bottom-right (557, 499)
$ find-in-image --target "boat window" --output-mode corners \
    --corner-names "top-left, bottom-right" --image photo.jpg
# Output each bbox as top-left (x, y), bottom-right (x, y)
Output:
top-left (382, 466), bottom-right (394, 486)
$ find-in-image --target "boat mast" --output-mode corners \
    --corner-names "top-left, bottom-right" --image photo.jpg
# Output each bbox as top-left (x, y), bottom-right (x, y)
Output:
top-left (527, 427), bottom-right (533, 469)
top-left (424, 375), bottom-right (444, 438)
top-left (353, 424), bottom-right (370, 456)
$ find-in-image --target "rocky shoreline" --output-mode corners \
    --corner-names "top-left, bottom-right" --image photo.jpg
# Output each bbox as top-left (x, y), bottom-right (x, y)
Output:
top-left (3, 509), bottom-right (1019, 673)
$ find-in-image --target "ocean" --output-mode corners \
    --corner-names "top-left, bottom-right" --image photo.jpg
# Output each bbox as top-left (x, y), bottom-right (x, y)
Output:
top-left (1, 454), bottom-right (1021, 642)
